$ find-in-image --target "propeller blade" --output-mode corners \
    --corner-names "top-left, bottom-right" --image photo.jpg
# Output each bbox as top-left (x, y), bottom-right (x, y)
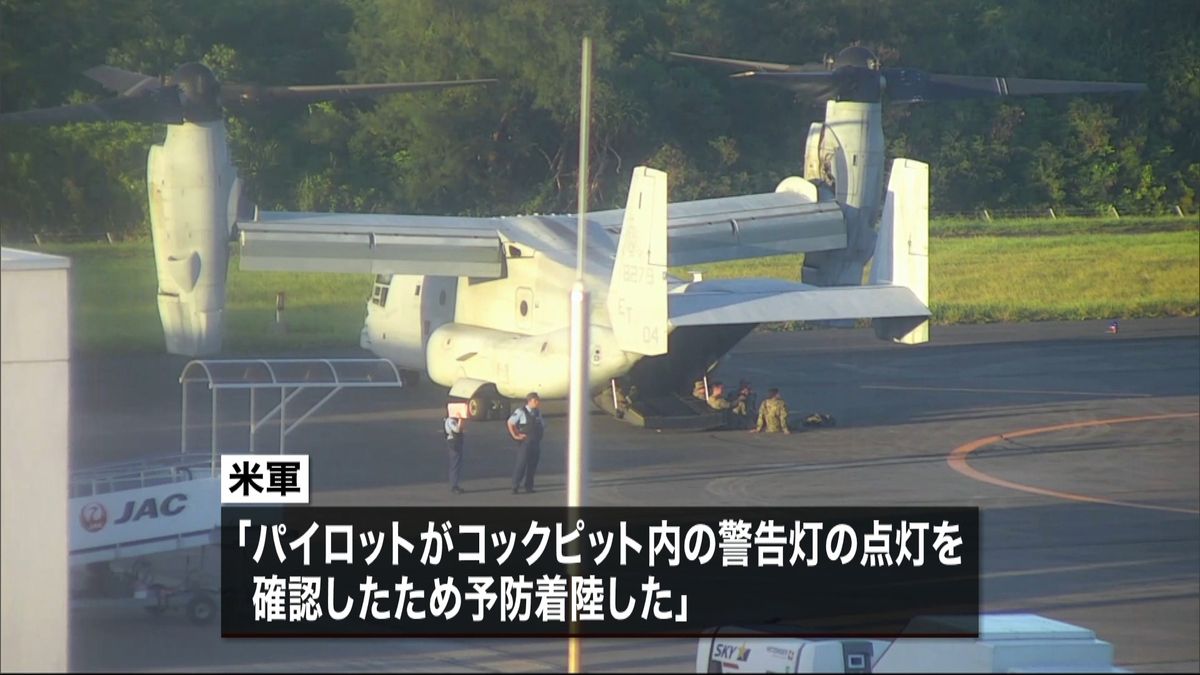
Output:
top-left (727, 70), bottom-right (841, 99)
top-left (884, 68), bottom-right (1147, 102)
top-left (83, 65), bottom-right (161, 97)
top-left (669, 51), bottom-right (825, 73)
top-left (0, 103), bottom-right (115, 124)
top-left (220, 79), bottom-right (498, 106)
top-left (0, 95), bottom-right (180, 125)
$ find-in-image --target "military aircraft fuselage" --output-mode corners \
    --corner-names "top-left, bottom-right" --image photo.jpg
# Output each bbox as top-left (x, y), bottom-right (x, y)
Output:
top-left (359, 216), bottom-right (671, 400)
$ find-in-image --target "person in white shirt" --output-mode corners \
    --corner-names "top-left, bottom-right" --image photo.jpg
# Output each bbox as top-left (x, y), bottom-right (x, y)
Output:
top-left (444, 411), bottom-right (467, 494)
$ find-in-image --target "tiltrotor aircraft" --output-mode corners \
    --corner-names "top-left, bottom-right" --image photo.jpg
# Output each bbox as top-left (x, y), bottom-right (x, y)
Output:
top-left (2, 47), bottom-right (1145, 427)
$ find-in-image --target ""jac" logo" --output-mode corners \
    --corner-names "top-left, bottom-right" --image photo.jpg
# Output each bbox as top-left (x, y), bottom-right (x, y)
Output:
top-left (112, 493), bottom-right (189, 525)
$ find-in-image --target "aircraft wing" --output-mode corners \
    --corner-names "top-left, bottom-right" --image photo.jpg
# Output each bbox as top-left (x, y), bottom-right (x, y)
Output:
top-left (667, 278), bottom-right (929, 326)
top-left (237, 211), bottom-right (506, 277)
top-left (592, 181), bottom-right (847, 266)
top-left (236, 176), bottom-right (844, 276)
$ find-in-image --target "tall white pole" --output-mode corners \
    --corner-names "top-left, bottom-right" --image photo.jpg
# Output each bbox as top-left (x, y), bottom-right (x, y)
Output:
top-left (567, 34), bottom-right (592, 675)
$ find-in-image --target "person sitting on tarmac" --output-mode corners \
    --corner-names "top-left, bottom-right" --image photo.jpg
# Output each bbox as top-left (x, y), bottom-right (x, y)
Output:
top-left (736, 379), bottom-right (756, 418)
top-left (611, 381), bottom-right (639, 418)
top-left (750, 388), bottom-right (790, 434)
top-left (706, 382), bottom-right (731, 410)
top-left (613, 383), bottom-right (630, 411)
top-left (708, 381), bottom-right (752, 428)
top-left (730, 384), bottom-right (751, 428)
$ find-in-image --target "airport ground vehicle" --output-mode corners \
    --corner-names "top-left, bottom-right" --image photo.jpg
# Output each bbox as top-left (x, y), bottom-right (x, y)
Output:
top-left (696, 614), bottom-right (1125, 673)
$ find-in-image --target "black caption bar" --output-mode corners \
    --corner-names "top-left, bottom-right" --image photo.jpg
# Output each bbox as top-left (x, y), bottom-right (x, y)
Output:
top-left (221, 506), bottom-right (979, 638)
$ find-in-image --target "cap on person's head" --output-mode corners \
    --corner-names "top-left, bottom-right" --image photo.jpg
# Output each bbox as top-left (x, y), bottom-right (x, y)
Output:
top-left (768, 387), bottom-right (780, 397)
top-left (526, 392), bottom-right (540, 402)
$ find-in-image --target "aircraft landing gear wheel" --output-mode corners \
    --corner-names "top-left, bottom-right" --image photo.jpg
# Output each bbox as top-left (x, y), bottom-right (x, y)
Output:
top-left (187, 593), bottom-right (217, 626)
top-left (467, 396), bottom-right (489, 421)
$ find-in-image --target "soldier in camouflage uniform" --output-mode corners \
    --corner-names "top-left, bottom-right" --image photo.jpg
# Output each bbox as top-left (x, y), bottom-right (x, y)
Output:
top-left (708, 381), bottom-right (752, 429)
top-left (751, 388), bottom-right (791, 434)
top-left (736, 380), bottom-right (756, 420)
top-left (706, 382), bottom-right (731, 411)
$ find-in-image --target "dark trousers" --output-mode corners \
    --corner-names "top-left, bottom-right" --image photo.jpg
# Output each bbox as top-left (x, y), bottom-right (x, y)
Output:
top-left (512, 440), bottom-right (541, 491)
top-left (447, 435), bottom-right (464, 489)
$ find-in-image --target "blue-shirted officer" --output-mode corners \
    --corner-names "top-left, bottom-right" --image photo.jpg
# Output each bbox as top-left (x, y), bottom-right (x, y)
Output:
top-left (507, 392), bottom-right (545, 494)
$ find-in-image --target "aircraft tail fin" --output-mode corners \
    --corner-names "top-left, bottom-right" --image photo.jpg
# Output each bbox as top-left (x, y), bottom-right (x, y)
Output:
top-left (868, 158), bottom-right (930, 344)
top-left (607, 166), bottom-right (669, 356)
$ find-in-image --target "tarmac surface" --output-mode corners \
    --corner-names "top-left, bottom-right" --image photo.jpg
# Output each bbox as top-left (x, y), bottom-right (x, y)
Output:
top-left (69, 318), bottom-right (1199, 672)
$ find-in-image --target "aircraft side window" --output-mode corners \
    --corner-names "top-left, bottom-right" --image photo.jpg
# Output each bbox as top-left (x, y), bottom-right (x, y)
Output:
top-left (414, 284), bottom-right (421, 296)
top-left (519, 300), bottom-right (529, 317)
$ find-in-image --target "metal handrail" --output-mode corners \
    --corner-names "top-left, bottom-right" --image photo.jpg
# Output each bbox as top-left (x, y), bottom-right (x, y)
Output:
top-left (70, 453), bottom-right (217, 498)
top-left (180, 358), bottom-right (405, 458)
top-left (180, 358), bottom-right (401, 388)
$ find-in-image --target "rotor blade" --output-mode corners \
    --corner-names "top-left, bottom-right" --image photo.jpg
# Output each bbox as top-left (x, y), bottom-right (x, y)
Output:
top-left (0, 103), bottom-right (116, 124)
top-left (726, 70), bottom-right (841, 99)
top-left (965, 74), bottom-right (1147, 96)
top-left (83, 65), bottom-right (161, 96)
top-left (884, 68), bottom-right (1147, 102)
top-left (220, 79), bottom-right (498, 106)
top-left (669, 51), bottom-right (825, 73)
top-left (0, 95), bottom-right (180, 125)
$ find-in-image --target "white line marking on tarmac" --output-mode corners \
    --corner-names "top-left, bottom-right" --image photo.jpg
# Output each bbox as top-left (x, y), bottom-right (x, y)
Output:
top-left (864, 384), bottom-right (1152, 398)
top-left (981, 555), bottom-right (1194, 580)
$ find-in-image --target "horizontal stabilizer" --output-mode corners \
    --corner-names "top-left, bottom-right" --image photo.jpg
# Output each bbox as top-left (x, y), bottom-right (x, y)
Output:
top-left (668, 278), bottom-right (929, 327)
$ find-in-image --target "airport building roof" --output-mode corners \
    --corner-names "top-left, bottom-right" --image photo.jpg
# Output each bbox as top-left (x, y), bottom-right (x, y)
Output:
top-left (1, 247), bottom-right (71, 271)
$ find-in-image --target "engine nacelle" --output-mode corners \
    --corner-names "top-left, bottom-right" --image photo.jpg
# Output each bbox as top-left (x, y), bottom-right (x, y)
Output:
top-left (426, 322), bottom-right (633, 399)
top-left (800, 101), bottom-right (886, 290)
top-left (146, 121), bottom-right (238, 355)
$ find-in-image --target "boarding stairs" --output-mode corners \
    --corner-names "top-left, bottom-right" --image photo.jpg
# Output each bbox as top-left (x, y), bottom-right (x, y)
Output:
top-left (69, 454), bottom-right (221, 567)
top-left (68, 358), bottom-right (404, 567)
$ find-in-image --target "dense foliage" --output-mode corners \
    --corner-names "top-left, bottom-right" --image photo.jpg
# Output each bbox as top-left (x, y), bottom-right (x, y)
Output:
top-left (1, 0), bottom-right (1197, 239)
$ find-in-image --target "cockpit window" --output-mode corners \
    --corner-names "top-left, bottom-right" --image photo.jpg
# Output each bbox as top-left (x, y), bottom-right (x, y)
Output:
top-left (371, 276), bottom-right (390, 307)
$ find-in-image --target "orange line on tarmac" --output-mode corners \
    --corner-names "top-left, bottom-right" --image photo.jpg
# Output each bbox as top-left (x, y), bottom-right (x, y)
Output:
top-left (947, 412), bottom-right (1200, 515)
